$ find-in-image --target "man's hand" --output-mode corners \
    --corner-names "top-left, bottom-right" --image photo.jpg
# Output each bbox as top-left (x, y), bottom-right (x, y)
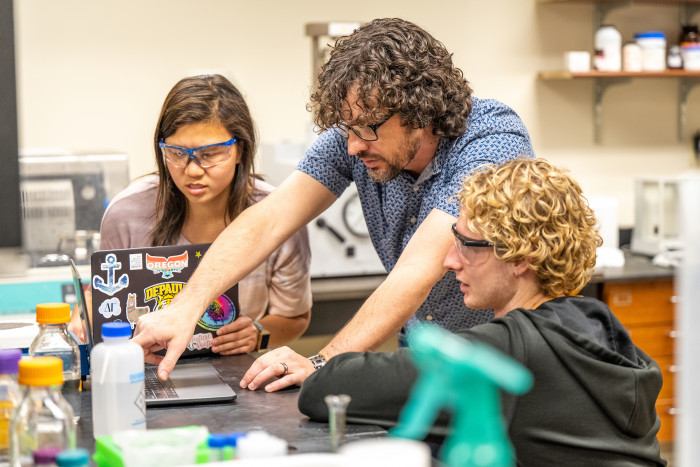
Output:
top-left (211, 317), bottom-right (258, 355)
top-left (239, 346), bottom-right (315, 392)
top-left (132, 306), bottom-right (197, 380)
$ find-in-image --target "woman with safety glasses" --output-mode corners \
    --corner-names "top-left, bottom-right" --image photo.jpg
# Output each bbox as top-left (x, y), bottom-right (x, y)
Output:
top-left (298, 158), bottom-right (665, 465)
top-left (97, 74), bottom-right (312, 354)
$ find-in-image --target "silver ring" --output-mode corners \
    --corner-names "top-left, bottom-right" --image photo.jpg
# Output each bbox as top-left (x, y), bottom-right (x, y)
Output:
top-left (280, 362), bottom-right (288, 376)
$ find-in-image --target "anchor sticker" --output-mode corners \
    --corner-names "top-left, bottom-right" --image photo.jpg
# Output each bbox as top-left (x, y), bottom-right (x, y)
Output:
top-left (93, 253), bottom-right (129, 296)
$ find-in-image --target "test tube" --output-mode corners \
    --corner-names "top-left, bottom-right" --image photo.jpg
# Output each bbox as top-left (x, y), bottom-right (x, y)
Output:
top-left (324, 394), bottom-right (351, 452)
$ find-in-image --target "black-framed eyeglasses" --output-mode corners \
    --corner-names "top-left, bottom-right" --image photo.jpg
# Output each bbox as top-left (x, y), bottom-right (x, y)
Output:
top-left (159, 137), bottom-right (237, 168)
top-left (333, 114), bottom-right (392, 142)
top-left (451, 223), bottom-right (494, 265)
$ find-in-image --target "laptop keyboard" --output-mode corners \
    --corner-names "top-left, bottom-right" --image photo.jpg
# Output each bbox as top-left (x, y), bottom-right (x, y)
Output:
top-left (144, 367), bottom-right (179, 400)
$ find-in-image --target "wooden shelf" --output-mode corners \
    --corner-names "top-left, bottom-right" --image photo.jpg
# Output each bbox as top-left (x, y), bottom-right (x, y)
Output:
top-left (539, 70), bottom-right (700, 79)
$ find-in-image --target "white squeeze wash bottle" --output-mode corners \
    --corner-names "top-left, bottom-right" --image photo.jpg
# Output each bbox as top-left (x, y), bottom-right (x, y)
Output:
top-left (91, 322), bottom-right (146, 438)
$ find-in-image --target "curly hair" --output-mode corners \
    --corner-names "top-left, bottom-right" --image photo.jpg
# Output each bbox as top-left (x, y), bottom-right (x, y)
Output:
top-left (308, 18), bottom-right (473, 138)
top-left (151, 74), bottom-right (259, 246)
top-left (459, 158), bottom-right (602, 297)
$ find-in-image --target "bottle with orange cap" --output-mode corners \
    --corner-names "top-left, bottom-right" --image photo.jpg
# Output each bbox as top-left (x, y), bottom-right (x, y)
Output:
top-left (29, 303), bottom-right (81, 422)
top-left (9, 356), bottom-right (76, 467)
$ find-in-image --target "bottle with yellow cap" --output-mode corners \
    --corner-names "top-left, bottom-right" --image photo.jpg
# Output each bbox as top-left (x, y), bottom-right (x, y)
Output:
top-left (29, 303), bottom-right (81, 422)
top-left (9, 357), bottom-right (76, 467)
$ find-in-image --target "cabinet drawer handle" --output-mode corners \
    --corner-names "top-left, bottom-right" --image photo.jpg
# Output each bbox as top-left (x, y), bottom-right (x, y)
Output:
top-left (667, 407), bottom-right (679, 415)
top-left (670, 296), bottom-right (681, 304)
top-left (611, 292), bottom-right (632, 307)
top-left (668, 330), bottom-right (679, 339)
top-left (668, 365), bottom-right (679, 373)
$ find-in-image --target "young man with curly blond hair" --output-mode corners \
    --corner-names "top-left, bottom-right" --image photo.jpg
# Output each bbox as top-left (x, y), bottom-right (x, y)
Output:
top-left (133, 18), bottom-right (535, 388)
top-left (298, 158), bottom-right (666, 466)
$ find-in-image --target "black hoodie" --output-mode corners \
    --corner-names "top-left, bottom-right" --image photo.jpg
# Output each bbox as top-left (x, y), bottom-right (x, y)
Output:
top-left (298, 296), bottom-right (666, 466)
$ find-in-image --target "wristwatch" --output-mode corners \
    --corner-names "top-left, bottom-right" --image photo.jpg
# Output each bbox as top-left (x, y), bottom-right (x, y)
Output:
top-left (308, 353), bottom-right (327, 371)
top-left (253, 321), bottom-right (270, 352)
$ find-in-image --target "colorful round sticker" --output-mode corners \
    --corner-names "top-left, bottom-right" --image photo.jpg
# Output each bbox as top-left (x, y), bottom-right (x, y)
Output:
top-left (198, 294), bottom-right (237, 331)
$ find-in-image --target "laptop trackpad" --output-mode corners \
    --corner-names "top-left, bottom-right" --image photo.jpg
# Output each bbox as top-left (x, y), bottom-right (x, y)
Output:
top-left (145, 362), bottom-right (236, 406)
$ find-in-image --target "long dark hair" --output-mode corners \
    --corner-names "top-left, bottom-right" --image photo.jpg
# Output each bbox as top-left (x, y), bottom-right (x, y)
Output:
top-left (151, 74), bottom-right (258, 246)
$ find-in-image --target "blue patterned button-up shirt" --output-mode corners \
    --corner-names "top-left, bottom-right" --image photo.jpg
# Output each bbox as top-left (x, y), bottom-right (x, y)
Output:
top-left (297, 97), bottom-right (535, 332)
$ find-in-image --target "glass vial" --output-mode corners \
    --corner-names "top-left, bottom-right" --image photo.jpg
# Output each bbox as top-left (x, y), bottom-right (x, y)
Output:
top-left (324, 394), bottom-right (351, 452)
top-left (10, 357), bottom-right (75, 467)
top-left (29, 303), bottom-right (81, 423)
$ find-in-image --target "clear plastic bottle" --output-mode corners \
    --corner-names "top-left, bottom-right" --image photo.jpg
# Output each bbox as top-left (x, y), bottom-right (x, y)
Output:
top-left (9, 357), bottom-right (75, 467)
top-left (90, 322), bottom-right (146, 439)
top-left (29, 303), bottom-right (81, 423)
top-left (0, 348), bottom-right (22, 465)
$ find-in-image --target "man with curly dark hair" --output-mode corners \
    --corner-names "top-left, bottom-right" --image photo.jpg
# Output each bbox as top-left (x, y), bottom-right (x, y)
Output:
top-left (132, 18), bottom-right (535, 389)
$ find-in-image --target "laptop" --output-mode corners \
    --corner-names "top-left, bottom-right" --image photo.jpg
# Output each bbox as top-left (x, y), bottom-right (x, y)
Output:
top-left (71, 251), bottom-right (237, 406)
top-left (90, 243), bottom-right (239, 356)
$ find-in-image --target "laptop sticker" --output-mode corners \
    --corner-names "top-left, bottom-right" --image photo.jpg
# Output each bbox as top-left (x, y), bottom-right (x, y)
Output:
top-left (98, 297), bottom-right (122, 319)
top-left (198, 295), bottom-right (236, 331)
top-left (129, 253), bottom-right (143, 270)
top-left (144, 282), bottom-right (185, 311)
top-left (146, 251), bottom-right (188, 279)
top-left (126, 293), bottom-right (151, 329)
top-left (93, 254), bottom-right (129, 296)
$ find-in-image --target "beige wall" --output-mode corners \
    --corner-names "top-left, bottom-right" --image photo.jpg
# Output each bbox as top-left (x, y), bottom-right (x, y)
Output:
top-left (14, 0), bottom-right (700, 227)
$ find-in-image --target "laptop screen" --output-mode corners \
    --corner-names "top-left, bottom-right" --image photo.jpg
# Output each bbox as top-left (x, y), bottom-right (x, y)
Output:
top-left (90, 243), bottom-right (239, 357)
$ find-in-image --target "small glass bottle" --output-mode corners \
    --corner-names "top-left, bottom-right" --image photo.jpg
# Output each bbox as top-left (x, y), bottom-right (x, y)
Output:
top-left (29, 303), bottom-right (81, 422)
top-left (668, 45), bottom-right (683, 69)
top-left (680, 24), bottom-right (699, 47)
top-left (0, 348), bottom-right (22, 465)
top-left (9, 357), bottom-right (76, 467)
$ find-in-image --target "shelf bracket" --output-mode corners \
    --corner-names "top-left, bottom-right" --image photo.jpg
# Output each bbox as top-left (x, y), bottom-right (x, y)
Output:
top-left (679, 77), bottom-right (700, 142)
top-left (594, 2), bottom-right (628, 32)
top-left (594, 77), bottom-right (630, 144)
top-left (680, 3), bottom-right (700, 27)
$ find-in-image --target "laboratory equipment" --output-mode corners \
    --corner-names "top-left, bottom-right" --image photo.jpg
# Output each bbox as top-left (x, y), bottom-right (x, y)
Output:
top-left (10, 357), bottom-right (75, 466)
top-left (630, 177), bottom-right (682, 258)
top-left (90, 322), bottom-right (146, 438)
top-left (29, 303), bottom-right (81, 422)
top-left (19, 150), bottom-right (129, 266)
top-left (324, 394), bottom-right (351, 452)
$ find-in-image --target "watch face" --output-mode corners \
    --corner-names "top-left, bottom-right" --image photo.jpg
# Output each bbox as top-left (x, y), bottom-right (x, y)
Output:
top-left (259, 332), bottom-right (270, 350)
top-left (342, 192), bottom-right (370, 237)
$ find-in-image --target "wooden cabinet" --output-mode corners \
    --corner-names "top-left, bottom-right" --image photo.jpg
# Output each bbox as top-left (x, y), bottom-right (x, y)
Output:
top-left (602, 277), bottom-right (676, 443)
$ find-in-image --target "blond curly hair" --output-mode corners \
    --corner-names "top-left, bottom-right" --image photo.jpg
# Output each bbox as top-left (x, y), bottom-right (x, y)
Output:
top-left (459, 158), bottom-right (602, 297)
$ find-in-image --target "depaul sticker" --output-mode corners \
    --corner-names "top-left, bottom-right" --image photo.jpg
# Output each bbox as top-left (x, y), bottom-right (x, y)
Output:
top-left (146, 251), bottom-right (188, 279)
top-left (144, 282), bottom-right (186, 312)
top-left (126, 293), bottom-right (150, 329)
top-left (93, 254), bottom-right (129, 296)
top-left (98, 297), bottom-right (122, 319)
